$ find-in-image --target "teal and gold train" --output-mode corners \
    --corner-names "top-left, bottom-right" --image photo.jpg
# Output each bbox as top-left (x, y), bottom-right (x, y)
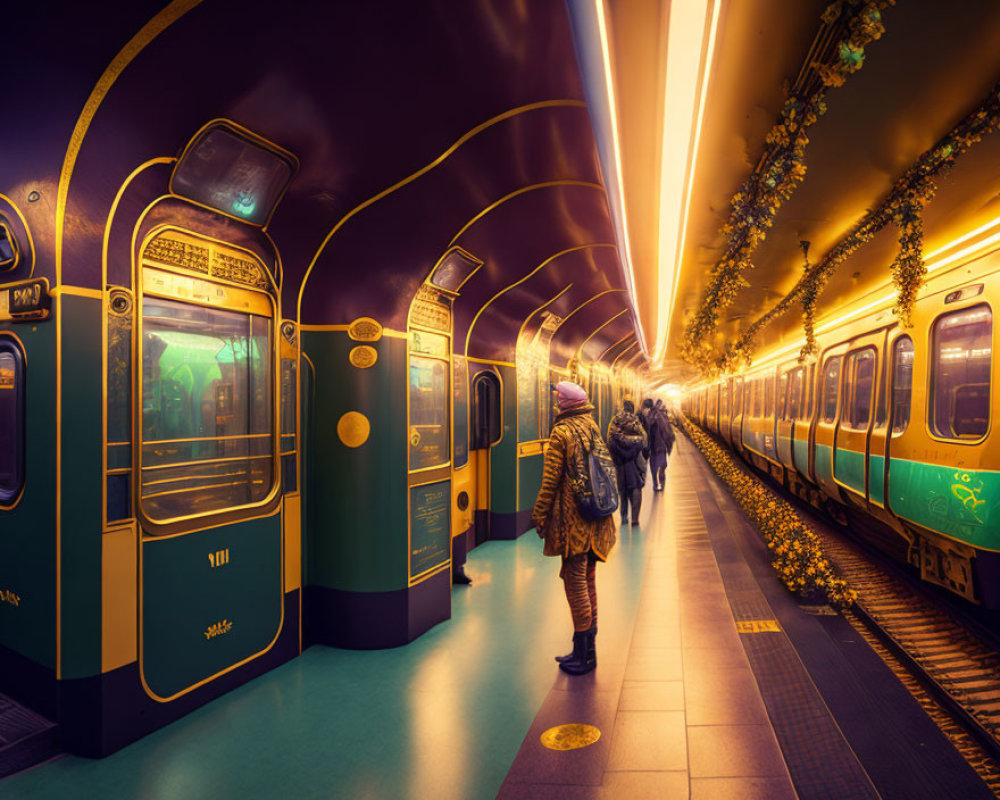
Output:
top-left (683, 241), bottom-right (1000, 609)
top-left (0, 17), bottom-right (647, 756)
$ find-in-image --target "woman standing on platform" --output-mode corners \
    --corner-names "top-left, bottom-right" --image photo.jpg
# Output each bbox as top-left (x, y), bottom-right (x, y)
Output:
top-left (607, 400), bottom-right (647, 526)
top-left (532, 382), bottom-right (617, 676)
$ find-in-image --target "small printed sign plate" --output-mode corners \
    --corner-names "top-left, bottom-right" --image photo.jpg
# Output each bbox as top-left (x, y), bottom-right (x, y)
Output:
top-left (540, 724), bottom-right (601, 751)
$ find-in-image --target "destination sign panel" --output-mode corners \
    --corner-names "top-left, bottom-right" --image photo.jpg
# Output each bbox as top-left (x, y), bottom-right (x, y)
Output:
top-left (0, 279), bottom-right (50, 321)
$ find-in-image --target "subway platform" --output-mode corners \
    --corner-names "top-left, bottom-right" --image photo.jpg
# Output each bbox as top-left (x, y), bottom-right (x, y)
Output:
top-left (4, 441), bottom-right (992, 799)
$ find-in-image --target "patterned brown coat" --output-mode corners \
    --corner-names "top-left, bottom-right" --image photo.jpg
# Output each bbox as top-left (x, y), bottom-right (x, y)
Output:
top-left (532, 404), bottom-right (617, 562)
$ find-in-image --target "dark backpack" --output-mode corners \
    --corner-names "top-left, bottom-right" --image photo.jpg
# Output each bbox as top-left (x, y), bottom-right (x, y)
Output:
top-left (568, 425), bottom-right (619, 520)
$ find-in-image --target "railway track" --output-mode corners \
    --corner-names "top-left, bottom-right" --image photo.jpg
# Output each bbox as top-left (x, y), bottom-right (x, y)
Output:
top-left (798, 508), bottom-right (1000, 793)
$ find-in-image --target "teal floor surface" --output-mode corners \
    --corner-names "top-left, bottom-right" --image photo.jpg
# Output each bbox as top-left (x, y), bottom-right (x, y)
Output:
top-left (5, 499), bottom-right (656, 799)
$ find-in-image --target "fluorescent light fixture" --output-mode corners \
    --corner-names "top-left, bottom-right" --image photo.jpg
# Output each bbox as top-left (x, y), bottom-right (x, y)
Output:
top-left (653, 0), bottom-right (721, 363)
top-left (595, 0), bottom-right (647, 354)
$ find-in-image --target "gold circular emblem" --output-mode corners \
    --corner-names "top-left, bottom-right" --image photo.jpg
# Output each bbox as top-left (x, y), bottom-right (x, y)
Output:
top-left (410, 430), bottom-right (421, 447)
top-left (337, 412), bottom-right (371, 448)
top-left (349, 345), bottom-right (378, 368)
top-left (348, 317), bottom-right (383, 342)
top-left (540, 724), bottom-right (601, 751)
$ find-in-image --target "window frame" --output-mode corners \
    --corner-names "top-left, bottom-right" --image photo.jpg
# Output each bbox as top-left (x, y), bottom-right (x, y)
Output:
top-left (890, 335), bottom-right (914, 437)
top-left (927, 303), bottom-right (993, 444)
top-left (841, 347), bottom-right (876, 431)
top-left (0, 334), bottom-right (25, 509)
top-left (821, 355), bottom-right (843, 424)
top-left (136, 232), bottom-right (281, 534)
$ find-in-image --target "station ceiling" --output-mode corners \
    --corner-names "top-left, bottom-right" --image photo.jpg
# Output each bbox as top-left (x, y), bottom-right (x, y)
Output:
top-left (610, 0), bottom-right (1000, 384)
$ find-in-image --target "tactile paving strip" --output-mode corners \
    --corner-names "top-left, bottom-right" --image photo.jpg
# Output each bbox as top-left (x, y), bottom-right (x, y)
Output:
top-left (689, 462), bottom-right (880, 800)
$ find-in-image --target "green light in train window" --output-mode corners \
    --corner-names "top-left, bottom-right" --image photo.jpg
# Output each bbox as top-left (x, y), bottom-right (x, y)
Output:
top-left (232, 190), bottom-right (257, 218)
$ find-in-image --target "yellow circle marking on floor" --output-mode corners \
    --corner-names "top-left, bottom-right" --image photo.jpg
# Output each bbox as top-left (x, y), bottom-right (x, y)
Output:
top-left (540, 723), bottom-right (601, 751)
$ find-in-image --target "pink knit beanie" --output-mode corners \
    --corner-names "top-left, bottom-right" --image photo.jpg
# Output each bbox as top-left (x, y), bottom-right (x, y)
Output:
top-left (556, 381), bottom-right (588, 410)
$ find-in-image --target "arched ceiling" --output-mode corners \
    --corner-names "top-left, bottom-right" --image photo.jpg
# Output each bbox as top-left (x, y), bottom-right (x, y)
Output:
top-left (2, 0), bottom-right (648, 374)
top-left (604, 0), bottom-right (1000, 384)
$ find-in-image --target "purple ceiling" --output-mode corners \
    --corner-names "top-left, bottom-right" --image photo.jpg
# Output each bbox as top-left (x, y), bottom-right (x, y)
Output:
top-left (3, 0), bottom-right (644, 367)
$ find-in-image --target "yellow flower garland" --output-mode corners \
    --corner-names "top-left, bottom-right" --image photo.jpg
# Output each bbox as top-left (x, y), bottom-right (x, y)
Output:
top-left (677, 413), bottom-right (857, 608)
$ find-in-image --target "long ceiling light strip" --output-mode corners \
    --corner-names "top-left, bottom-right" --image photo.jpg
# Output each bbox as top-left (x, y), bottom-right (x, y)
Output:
top-left (654, 0), bottom-right (721, 363)
top-left (750, 216), bottom-right (1000, 369)
top-left (595, 0), bottom-right (647, 355)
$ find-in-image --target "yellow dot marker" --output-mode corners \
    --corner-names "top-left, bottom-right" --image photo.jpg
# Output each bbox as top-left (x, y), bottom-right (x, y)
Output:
top-left (540, 723), bottom-right (601, 751)
top-left (337, 411), bottom-right (370, 448)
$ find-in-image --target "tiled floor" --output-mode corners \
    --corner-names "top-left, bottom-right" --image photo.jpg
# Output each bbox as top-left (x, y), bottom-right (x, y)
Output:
top-left (499, 444), bottom-right (797, 798)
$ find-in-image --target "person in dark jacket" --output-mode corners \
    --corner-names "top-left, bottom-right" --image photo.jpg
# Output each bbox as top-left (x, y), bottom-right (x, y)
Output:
top-left (638, 398), bottom-right (654, 434)
top-left (648, 399), bottom-right (675, 491)
top-left (607, 400), bottom-right (647, 526)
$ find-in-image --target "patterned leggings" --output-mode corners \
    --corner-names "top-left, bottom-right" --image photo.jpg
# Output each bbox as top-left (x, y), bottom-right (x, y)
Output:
top-left (561, 552), bottom-right (598, 632)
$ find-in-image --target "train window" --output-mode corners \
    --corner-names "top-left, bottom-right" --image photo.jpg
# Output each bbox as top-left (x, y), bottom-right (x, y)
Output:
top-left (764, 376), bottom-right (774, 417)
top-left (409, 355), bottom-right (451, 468)
top-left (733, 379), bottom-right (743, 416)
top-left (140, 298), bottom-right (274, 522)
top-left (0, 339), bottom-right (25, 504)
top-left (822, 356), bottom-right (842, 423)
top-left (786, 368), bottom-right (803, 420)
top-left (844, 349), bottom-right (874, 429)
top-left (720, 382), bottom-right (730, 417)
top-left (777, 372), bottom-right (789, 420)
top-left (891, 337), bottom-right (914, 435)
top-left (931, 305), bottom-right (991, 440)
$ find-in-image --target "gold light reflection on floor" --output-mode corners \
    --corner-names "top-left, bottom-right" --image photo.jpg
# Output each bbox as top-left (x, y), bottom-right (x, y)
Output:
top-left (540, 723), bottom-right (602, 751)
top-left (736, 619), bottom-right (782, 633)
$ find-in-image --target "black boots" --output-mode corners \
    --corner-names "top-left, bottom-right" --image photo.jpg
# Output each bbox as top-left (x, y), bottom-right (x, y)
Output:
top-left (555, 624), bottom-right (596, 663)
top-left (557, 627), bottom-right (597, 675)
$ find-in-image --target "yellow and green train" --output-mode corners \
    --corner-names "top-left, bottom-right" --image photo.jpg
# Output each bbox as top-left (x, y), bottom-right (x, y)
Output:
top-left (685, 241), bottom-right (1000, 608)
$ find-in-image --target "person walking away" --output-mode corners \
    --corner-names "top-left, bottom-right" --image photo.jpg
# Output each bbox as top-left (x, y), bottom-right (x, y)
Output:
top-left (649, 399), bottom-right (675, 491)
top-left (639, 398), bottom-right (654, 435)
top-left (607, 400), bottom-right (647, 526)
top-left (532, 382), bottom-right (617, 676)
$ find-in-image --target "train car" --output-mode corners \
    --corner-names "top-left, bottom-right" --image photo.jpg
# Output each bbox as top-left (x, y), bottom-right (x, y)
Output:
top-left (0, 1), bottom-right (652, 759)
top-left (687, 238), bottom-right (1000, 608)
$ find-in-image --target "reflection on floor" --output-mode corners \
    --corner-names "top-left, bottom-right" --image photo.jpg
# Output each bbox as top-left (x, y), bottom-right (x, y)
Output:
top-left (5, 472), bottom-right (656, 799)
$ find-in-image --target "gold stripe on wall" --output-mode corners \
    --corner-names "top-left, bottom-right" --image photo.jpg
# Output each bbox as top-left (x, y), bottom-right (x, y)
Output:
top-left (598, 331), bottom-right (635, 362)
top-left (448, 181), bottom-right (603, 247)
top-left (465, 243), bottom-right (614, 357)
top-left (297, 99), bottom-right (588, 318)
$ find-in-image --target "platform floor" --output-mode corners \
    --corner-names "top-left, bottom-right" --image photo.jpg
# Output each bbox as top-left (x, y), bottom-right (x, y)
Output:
top-left (4, 439), bottom-right (992, 799)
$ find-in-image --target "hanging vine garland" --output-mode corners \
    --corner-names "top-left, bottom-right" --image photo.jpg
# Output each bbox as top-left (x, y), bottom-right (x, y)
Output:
top-left (718, 80), bottom-right (1000, 372)
top-left (681, 0), bottom-right (893, 371)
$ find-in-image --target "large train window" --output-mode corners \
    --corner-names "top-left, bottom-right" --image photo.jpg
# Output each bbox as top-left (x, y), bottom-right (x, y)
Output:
top-left (822, 356), bottom-right (842, 423)
top-left (140, 294), bottom-right (274, 522)
top-left (0, 338), bottom-right (24, 505)
top-left (931, 305), bottom-right (991, 440)
top-left (891, 336), bottom-right (914, 435)
top-left (843, 349), bottom-right (875, 429)
top-left (764, 375), bottom-right (774, 417)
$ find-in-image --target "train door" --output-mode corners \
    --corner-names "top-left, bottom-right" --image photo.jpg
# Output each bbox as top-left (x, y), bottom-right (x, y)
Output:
top-left (834, 342), bottom-right (878, 502)
top-left (731, 377), bottom-right (744, 453)
top-left (470, 370), bottom-right (501, 545)
top-left (134, 229), bottom-right (285, 702)
top-left (793, 364), bottom-right (815, 481)
top-left (866, 331), bottom-right (895, 509)
top-left (776, 364), bottom-right (800, 472)
top-left (812, 345), bottom-right (848, 497)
